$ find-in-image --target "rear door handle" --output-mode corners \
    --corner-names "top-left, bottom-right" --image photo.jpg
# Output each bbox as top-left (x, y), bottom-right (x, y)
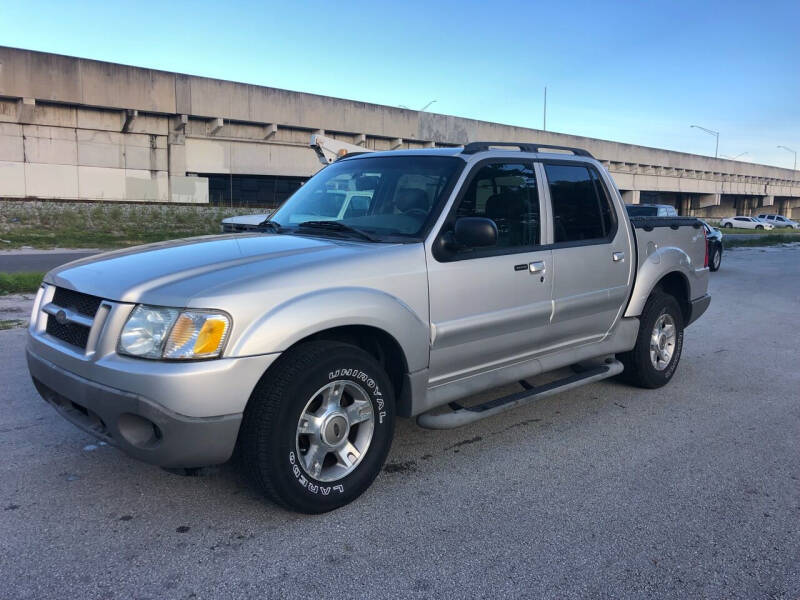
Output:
top-left (529, 261), bottom-right (546, 274)
top-left (612, 252), bottom-right (625, 262)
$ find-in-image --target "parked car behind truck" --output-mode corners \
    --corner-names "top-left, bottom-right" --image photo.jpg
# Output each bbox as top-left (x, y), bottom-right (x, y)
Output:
top-left (720, 216), bottom-right (774, 230)
top-left (27, 142), bottom-right (711, 513)
top-left (700, 220), bottom-right (723, 272)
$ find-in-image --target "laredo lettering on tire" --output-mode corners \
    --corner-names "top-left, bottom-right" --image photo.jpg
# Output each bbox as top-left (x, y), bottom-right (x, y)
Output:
top-left (618, 291), bottom-right (684, 389)
top-left (239, 341), bottom-right (395, 513)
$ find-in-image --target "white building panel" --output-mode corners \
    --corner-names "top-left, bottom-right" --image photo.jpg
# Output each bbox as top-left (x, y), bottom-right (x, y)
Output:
top-left (78, 165), bottom-right (125, 200)
top-left (25, 163), bottom-right (79, 198)
top-left (0, 160), bottom-right (26, 196)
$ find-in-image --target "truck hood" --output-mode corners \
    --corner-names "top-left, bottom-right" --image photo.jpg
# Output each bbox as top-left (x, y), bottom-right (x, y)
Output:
top-left (46, 233), bottom-right (382, 306)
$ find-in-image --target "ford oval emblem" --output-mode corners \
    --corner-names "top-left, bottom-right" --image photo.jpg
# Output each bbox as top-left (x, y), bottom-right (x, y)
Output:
top-left (55, 309), bottom-right (69, 326)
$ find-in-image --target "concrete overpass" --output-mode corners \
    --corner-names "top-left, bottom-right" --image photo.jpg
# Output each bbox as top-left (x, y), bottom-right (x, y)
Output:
top-left (1, 46), bottom-right (798, 218)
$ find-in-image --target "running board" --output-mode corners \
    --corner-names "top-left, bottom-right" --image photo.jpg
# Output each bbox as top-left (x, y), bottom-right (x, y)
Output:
top-left (416, 360), bottom-right (624, 430)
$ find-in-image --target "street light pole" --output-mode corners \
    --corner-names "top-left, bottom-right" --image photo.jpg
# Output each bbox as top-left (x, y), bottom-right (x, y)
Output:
top-left (690, 125), bottom-right (720, 158)
top-left (543, 86), bottom-right (547, 131)
top-left (777, 145), bottom-right (797, 171)
top-left (398, 99), bottom-right (438, 112)
top-left (419, 99), bottom-right (438, 112)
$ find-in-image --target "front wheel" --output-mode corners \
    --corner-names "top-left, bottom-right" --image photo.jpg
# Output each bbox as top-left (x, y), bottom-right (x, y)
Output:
top-left (755, 225), bottom-right (764, 230)
top-left (618, 292), bottom-right (684, 389)
top-left (239, 341), bottom-right (395, 513)
top-left (723, 223), bottom-right (733, 228)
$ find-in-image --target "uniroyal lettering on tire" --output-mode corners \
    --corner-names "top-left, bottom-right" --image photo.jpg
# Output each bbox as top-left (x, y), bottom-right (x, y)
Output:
top-left (240, 341), bottom-right (396, 514)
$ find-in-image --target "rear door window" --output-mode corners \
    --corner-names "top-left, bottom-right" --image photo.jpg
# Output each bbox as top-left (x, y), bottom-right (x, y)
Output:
top-left (544, 164), bottom-right (615, 243)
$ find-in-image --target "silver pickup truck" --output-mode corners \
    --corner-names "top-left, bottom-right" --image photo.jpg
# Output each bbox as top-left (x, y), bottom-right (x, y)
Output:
top-left (27, 142), bottom-right (710, 513)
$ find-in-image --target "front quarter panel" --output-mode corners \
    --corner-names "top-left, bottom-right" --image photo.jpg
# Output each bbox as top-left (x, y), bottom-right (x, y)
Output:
top-left (229, 287), bottom-right (430, 372)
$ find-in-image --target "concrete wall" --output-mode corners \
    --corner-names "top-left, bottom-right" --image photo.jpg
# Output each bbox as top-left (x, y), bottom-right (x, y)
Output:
top-left (1, 46), bottom-right (799, 216)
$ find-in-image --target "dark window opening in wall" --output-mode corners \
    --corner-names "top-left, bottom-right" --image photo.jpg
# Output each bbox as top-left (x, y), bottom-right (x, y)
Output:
top-left (200, 174), bottom-right (308, 208)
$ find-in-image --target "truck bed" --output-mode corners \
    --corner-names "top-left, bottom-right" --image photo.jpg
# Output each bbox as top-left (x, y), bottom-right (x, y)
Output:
top-left (625, 216), bottom-right (709, 319)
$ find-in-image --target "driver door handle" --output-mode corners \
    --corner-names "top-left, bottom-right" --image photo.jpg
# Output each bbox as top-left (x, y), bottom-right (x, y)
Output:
top-left (612, 251), bottom-right (625, 262)
top-left (529, 261), bottom-right (546, 273)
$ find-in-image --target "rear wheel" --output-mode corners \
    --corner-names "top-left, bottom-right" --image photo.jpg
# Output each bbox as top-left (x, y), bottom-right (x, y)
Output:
top-left (723, 222), bottom-right (733, 228)
top-left (239, 341), bottom-right (395, 513)
top-left (709, 246), bottom-right (722, 271)
top-left (618, 292), bottom-right (684, 389)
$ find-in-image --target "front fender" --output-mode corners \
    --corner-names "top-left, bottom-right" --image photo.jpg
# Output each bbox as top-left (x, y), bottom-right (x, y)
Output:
top-left (228, 287), bottom-right (430, 372)
top-left (625, 246), bottom-right (692, 318)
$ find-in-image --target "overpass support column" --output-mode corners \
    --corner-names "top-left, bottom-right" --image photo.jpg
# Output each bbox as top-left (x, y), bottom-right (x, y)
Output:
top-left (692, 193), bottom-right (720, 209)
top-left (680, 194), bottom-right (691, 216)
top-left (166, 125), bottom-right (208, 203)
top-left (761, 195), bottom-right (774, 208)
top-left (621, 190), bottom-right (640, 205)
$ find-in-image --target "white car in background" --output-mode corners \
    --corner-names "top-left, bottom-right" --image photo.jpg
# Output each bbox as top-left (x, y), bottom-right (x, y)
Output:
top-left (755, 214), bottom-right (800, 229)
top-left (221, 190), bottom-right (375, 233)
top-left (220, 213), bottom-right (271, 233)
top-left (719, 216), bottom-right (774, 230)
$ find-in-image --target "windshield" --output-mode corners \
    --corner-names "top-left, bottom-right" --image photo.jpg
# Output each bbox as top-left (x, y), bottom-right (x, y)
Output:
top-left (269, 155), bottom-right (463, 240)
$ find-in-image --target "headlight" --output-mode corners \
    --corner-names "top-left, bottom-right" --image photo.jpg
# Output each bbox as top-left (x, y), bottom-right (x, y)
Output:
top-left (118, 305), bottom-right (231, 360)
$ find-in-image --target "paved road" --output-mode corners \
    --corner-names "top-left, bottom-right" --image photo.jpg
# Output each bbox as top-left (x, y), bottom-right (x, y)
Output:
top-left (0, 250), bottom-right (98, 273)
top-left (1, 247), bottom-right (798, 599)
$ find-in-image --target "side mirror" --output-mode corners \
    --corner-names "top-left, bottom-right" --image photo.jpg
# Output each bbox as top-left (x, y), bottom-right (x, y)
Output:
top-left (453, 217), bottom-right (498, 248)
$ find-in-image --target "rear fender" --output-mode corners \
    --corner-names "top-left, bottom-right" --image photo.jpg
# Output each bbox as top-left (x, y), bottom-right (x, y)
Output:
top-left (624, 246), bottom-right (691, 318)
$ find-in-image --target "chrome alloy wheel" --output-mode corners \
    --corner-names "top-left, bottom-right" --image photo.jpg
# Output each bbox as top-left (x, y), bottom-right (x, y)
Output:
top-left (295, 380), bottom-right (375, 483)
top-left (650, 312), bottom-right (677, 371)
top-left (713, 249), bottom-right (721, 270)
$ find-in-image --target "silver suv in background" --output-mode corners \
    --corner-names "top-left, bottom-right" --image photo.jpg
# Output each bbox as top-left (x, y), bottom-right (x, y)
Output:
top-left (755, 214), bottom-right (800, 229)
top-left (624, 203), bottom-right (678, 217)
top-left (27, 142), bottom-right (710, 513)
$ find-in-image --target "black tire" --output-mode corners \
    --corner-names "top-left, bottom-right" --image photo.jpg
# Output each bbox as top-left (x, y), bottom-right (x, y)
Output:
top-left (724, 223), bottom-right (732, 228)
top-left (239, 341), bottom-right (395, 513)
top-left (618, 292), bottom-right (684, 389)
top-left (709, 246), bottom-right (721, 272)
top-left (755, 225), bottom-right (764, 230)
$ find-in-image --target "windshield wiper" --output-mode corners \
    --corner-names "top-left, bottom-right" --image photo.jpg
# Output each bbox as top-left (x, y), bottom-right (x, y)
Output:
top-left (296, 221), bottom-right (379, 242)
top-left (258, 219), bottom-right (284, 233)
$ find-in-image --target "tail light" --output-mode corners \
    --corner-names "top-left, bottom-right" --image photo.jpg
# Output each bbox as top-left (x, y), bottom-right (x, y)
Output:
top-left (703, 227), bottom-right (709, 268)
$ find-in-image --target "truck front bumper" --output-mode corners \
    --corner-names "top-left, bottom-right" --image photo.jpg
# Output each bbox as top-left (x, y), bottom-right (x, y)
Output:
top-left (27, 347), bottom-right (276, 468)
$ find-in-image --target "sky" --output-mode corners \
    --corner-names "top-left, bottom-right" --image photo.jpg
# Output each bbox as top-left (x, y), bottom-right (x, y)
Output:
top-left (1, 0), bottom-right (798, 168)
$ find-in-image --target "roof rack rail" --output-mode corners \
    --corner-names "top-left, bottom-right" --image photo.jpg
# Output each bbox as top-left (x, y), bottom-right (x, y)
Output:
top-left (461, 141), bottom-right (594, 158)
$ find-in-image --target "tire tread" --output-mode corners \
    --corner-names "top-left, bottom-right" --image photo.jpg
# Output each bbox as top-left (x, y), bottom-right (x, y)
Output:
top-left (239, 341), bottom-right (358, 510)
top-left (618, 291), bottom-right (684, 389)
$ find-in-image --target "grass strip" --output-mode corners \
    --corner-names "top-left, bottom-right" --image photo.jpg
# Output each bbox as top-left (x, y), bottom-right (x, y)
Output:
top-left (0, 271), bottom-right (44, 295)
top-left (723, 235), bottom-right (800, 249)
top-left (1, 201), bottom-right (265, 249)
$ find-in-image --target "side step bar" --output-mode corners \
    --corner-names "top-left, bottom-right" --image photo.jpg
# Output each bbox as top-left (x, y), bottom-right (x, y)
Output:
top-left (416, 360), bottom-right (624, 430)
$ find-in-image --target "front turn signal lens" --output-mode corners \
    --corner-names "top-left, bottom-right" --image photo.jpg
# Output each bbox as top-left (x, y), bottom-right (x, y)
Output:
top-left (162, 311), bottom-right (231, 359)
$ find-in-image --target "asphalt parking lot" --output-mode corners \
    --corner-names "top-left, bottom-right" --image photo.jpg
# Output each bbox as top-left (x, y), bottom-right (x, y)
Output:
top-left (1, 246), bottom-right (798, 600)
top-left (0, 249), bottom-right (99, 273)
